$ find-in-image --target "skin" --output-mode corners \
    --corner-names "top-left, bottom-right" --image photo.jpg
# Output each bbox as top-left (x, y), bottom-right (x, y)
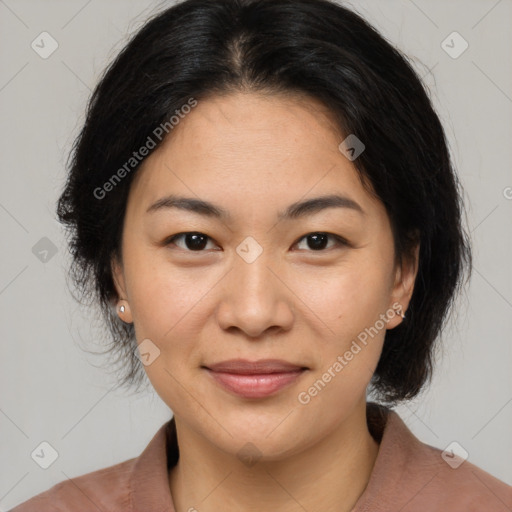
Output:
top-left (112, 91), bottom-right (419, 512)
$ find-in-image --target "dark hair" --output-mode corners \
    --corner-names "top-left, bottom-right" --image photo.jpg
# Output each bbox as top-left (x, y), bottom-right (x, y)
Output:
top-left (57, 0), bottom-right (471, 404)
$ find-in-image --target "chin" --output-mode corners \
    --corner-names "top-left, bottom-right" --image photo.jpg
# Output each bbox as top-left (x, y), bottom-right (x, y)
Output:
top-left (207, 414), bottom-right (307, 459)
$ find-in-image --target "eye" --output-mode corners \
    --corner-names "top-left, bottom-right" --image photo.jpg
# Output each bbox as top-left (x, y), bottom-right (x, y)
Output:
top-left (294, 232), bottom-right (347, 251)
top-left (166, 232), bottom-right (218, 251)
top-left (165, 231), bottom-right (348, 253)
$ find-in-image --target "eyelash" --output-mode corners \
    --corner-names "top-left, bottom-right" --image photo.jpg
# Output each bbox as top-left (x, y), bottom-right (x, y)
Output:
top-left (164, 232), bottom-right (349, 253)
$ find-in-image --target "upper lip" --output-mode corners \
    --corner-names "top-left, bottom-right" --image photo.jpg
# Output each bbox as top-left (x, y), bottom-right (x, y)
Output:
top-left (205, 359), bottom-right (307, 374)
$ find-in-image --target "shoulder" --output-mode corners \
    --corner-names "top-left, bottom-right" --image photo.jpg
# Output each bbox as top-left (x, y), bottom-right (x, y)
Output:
top-left (412, 441), bottom-right (512, 510)
top-left (359, 404), bottom-right (512, 511)
top-left (9, 419), bottom-right (174, 512)
top-left (9, 457), bottom-right (136, 512)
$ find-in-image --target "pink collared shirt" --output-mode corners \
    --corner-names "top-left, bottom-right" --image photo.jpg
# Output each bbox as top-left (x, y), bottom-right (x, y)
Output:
top-left (10, 403), bottom-right (512, 511)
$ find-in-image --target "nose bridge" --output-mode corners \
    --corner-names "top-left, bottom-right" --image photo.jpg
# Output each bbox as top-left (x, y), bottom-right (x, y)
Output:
top-left (233, 237), bottom-right (276, 308)
top-left (216, 236), bottom-right (293, 337)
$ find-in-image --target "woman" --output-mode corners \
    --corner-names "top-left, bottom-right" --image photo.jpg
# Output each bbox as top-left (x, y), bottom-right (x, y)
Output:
top-left (11, 0), bottom-right (512, 510)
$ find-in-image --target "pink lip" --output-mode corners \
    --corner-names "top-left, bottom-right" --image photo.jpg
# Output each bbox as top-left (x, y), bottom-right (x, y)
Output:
top-left (204, 359), bottom-right (307, 399)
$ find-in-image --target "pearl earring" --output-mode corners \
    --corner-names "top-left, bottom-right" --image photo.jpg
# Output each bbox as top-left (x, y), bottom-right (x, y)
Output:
top-left (117, 300), bottom-right (129, 317)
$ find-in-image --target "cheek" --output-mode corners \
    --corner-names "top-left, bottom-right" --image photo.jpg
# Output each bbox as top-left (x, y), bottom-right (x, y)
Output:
top-left (125, 254), bottom-right (213, 407)
top-left (124, 245), bottom-right (213, 338)
top-left (290, 254), bottom-right (394, 394)
top-left (296, 258), bottom-right (393, 334)
top-left (293, 264), bottom-right (390, 419)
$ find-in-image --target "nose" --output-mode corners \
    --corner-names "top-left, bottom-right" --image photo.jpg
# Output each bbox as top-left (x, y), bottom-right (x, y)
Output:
top-left (215, 251), bottom-right (294, 339)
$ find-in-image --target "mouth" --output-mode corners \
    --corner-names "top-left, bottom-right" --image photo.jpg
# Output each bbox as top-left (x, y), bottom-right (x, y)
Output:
top-left (202, 359), bottom-right (308, 399)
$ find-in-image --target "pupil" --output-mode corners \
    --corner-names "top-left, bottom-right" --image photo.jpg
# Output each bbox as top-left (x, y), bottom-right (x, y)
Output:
top-left (183, 233), bottom-right (328, 251)
top-left (186, 233), bottom-right (207, 250)
top-left (308, 233), bottom-right (327, 250)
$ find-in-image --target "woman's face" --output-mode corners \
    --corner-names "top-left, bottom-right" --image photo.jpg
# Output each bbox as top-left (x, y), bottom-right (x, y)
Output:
top-left (112, 91), bottom-right (417, 458)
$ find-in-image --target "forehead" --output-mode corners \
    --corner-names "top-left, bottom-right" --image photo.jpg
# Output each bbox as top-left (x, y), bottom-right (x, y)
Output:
top-left (164, 91), bottom-right (344, 168)
top-left (126, 91), bottom-right (382, 221)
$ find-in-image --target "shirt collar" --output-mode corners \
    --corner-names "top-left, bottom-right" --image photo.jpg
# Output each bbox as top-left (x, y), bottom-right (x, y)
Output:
top-left (129, 402), bottom-right (410, 511)
top-left (129, 417), bottom-right (178, 511)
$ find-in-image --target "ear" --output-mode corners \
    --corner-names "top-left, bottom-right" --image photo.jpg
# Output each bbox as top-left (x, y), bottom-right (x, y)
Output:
top-left (111, 256), bottom-right (133, 323)
top-left (386, 241), bottom-right (420, 329)
top-left (111, 255), bottom-right (127, 297)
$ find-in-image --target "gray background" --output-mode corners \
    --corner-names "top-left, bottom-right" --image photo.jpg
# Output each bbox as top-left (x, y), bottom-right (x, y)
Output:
top-left (1, 0), bottom-right (511, 509)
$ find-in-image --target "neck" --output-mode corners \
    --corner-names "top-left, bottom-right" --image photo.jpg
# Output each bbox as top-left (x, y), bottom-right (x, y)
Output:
top-left (169, 400), bottom-right (380, 512)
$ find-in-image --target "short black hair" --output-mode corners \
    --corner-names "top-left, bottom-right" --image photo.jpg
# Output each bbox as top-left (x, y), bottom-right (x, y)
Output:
top-left (57, 0), bottom-right (471, 404)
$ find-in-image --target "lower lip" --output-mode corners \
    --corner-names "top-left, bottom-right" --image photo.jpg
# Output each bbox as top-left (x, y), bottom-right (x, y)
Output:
top-left (206, 369), bottom-right (305, 399)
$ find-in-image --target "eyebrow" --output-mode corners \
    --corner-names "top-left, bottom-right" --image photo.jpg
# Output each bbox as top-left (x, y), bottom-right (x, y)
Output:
top-left (145, 193), bottom-right (365, 220)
